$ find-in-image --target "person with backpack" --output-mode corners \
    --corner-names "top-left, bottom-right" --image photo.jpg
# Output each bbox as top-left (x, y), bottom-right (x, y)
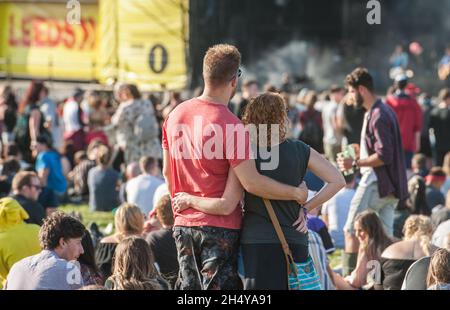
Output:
top-left (110, 84), bottom-right (161, 166)
top-left (299, 91), bottom-right (324, 154)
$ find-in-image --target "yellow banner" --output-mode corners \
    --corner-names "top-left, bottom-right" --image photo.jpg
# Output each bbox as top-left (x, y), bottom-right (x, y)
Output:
top-left (0, 2), bottom-right (98, 80)
top-left (0, 1), bottom-right (189, 90)
top-left (100, 0), bottom-right (189, 91)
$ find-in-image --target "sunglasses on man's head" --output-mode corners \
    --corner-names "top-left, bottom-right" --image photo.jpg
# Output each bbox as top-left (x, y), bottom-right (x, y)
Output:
top-left (230, 68), bottom-right (243, 81)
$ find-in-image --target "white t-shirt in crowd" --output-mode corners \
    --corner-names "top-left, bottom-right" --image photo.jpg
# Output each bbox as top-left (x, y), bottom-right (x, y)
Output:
top-left (322, 101), bottom-right (341, 146)
top-left (322, 187), bottom-right (356, 249)
top-left (126, 174), bottom-right (164, 216)
top-left (359, 112), bottom-right (377, 186)
top-left (63, 99), bottom-right (81, 133)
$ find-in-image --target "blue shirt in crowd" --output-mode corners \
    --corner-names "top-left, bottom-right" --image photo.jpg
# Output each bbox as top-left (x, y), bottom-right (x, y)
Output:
top-left (35, 150), bottom-right (67, 194)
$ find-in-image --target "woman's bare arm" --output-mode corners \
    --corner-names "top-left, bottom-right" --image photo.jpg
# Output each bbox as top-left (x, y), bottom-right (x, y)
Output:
top-left (304, 149), bottom-right (345, 212)
top-left (293, 149), bottom-right (345, 230)
top-left (172, 169), bottom-right (244, 216)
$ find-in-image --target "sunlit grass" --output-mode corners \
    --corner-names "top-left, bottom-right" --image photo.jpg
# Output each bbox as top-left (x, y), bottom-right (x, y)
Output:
top-left (59, 204), bottom-right (114, 230)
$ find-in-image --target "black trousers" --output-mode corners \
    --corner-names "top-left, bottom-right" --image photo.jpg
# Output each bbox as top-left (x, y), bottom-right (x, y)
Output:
top-left (242, 243), bottom-right (308, 290)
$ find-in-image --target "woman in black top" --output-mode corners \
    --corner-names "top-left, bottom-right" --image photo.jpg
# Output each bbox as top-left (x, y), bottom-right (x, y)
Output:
top-left (14, 81), bottom-right (48, 163)
top-left (173, 93), bottom-right (345, 290)
top-left (95, 203), bottom-right (145, 279)
top-left (379, 215), bottom-right (438, 290)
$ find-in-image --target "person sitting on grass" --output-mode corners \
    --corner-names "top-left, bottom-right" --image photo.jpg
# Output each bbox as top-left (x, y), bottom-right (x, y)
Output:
top-left (379, 215), bottom-right (438, 290)
top-left (5, 211), bottom-right (85, 290)
top-left (0, 198), bottom-right (41, 289)
top-left (95, 203), bottom-right (145, 279)
top-left (146, 194), bottom-right (179, 288)
top-left (79, 230), bottom-right (104, 287)
top-left (88, 144), bottom-right (119, 212)
top-left (333, 211), bottom-right (393, 290)
top-left (105, 236), bottom-right (169, 290)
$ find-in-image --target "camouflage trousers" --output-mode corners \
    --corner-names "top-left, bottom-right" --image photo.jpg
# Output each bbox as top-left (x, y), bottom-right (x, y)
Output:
top-left (173, 226), bottom-right (242, 290)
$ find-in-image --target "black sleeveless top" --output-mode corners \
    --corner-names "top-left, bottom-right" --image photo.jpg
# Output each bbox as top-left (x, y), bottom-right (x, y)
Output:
top-left (379, 258), bottom-right (416, 290)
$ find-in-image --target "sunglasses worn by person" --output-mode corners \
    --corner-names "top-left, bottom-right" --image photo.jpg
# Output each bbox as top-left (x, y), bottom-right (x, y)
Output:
top-left (229, 68), bottom-right (242, 81)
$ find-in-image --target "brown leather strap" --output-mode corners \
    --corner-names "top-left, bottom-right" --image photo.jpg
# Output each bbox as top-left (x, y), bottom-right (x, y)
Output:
top-left (263, 199), bottom-right (298, 277)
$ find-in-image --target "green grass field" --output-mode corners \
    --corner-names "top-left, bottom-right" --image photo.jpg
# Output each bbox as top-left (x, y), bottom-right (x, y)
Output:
top-left (59, 204), bottom-right (114, 230)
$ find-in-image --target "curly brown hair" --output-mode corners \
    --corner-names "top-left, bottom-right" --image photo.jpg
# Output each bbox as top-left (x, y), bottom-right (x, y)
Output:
top-left (39, 212), bottom-right (85, 250)
top-left (242, 92), bottom-right (287, 147)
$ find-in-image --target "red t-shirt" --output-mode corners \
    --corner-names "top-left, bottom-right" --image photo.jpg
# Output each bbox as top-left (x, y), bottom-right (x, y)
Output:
top-left (162, 98), bottom-right (251, 230)
top-left (386, 94), bottom-right (423, 152)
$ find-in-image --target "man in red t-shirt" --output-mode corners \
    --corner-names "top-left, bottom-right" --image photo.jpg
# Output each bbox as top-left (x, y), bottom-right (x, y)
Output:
top-left (162, 44), bottom-right (308, 290)
top-left (386, 75), bottom-right (423, 169)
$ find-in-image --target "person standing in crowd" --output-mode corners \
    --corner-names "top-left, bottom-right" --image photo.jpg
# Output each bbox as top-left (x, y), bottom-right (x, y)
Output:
top-left (299, 90), bottom-right (324, 153)
top-left (105, 236), bottom-right (169, 290)
top-left (429, 88), bottom-right (450, 166)
top-left (336, 96), bottom-right (365, 146)
top-left (379, 215), bottom-right (437, 290)
top-left (338, 68), bottom-right (408, 276)
top-left (163, 45), bottom-right (310, 290)
top-left (96, 203), bottom-right (145, 279)
top-left (110, 84), bottom-right (161, 166)
top-left (32, 135), bottom-right (67, 213)
top-left (0, 85), bottom-right (18, 145)
top-left (161, 91), bottom-right (183, 120)
top-left (333, 211), bottom-right (393, 290)
top-left (146, 194), bottom-right (179, 288)
top-left (40, 86), bottom-right (63, 152)
top-left (390, 45), bottom-right (409, 73)
top-left (418, 94), bottom-right (433, 165)
top-left (126, 156), bottom-right (164, 217)
top-left (84, 91), bottom-right (109, 147)
top-left (87, 144), bottom-right (119, 212)
top-left (14, 81), bottom-right (48, 163)
top-left (10, 171), bottom-right (45, 226)
top-left (386, 74), bottom-right (423, 170)
top-left (322, 86), bottom-right (345, 162)
top-left (0, 198), bottom-right (41, 289)
top-left (425, 167), bottom-right (446, 212)
top-left (63, 88), bottom-right (86, 153)
top-left (235, 80), bottom-right (259, 120)
top-left (427, 248), bottom-right (450, 290)
top-left (172, 92), bottom-right (345, 290)
top-left (5, 212), bottom-right (85, 290)
top-left (322, 174), bottom-right (356, 249)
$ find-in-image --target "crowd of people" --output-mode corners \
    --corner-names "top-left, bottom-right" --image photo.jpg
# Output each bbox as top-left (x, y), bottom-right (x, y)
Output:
top-left (0, 43), bottom-right (450, 291)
